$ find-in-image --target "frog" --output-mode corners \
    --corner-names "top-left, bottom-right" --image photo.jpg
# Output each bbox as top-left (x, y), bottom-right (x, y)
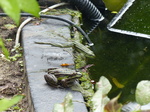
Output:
top-left (35, 40), bottom-right (95, 58)
top-left (44, 68), bottom-right (82, 88)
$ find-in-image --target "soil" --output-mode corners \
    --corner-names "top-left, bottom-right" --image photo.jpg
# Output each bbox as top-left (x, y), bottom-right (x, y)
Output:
top-left (0, 17), bottom-right (28, 111)
top-left (0, 1), bottom-right (74, 111)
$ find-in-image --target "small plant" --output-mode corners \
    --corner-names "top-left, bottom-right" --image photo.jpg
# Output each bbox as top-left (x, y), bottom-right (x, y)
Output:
top-left (0, 95), bottom-right (24, 112)
top-left (0, 39), bottom-right (23, 61)
top-left (53, 93), bottom-right (73, 112)
top-left (9, 44), bottom-right (23, 61)
top-left (0, 38), bottom-right (10, 59)
top-left (0, 0), bottom-right (40, 25)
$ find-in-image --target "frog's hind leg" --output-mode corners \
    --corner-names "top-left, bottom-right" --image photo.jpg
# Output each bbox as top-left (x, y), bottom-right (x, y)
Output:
top-left (44, 74), bottom-right (59, 88)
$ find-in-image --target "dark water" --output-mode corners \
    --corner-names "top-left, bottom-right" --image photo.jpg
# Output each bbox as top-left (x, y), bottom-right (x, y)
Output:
top-left (87, 28), bottom-right (150, 102)
top-left (114, 0), bottom-right (150, 35)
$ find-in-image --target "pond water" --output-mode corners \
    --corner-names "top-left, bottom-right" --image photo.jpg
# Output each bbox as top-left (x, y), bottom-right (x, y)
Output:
top-left (113, 0), bottom-right (150, 35)
top-left (87, 28), bottom-right (150, 103)
top-left (84, 0), bottom-right (150, 103)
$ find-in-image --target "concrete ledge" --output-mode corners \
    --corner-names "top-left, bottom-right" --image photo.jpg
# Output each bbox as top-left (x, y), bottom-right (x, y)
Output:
top-left (22, 15), bottom-right (88, 112)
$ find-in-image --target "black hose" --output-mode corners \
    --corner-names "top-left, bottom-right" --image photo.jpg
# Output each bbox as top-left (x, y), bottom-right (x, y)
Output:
top-left (62, 0), bottom-right (104, 34)
top-left (0, 13), bottom-right (93, 46)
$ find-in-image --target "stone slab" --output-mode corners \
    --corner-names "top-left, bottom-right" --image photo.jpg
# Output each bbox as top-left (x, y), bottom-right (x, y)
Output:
top-left (22, 15), bottom-right (88, 112)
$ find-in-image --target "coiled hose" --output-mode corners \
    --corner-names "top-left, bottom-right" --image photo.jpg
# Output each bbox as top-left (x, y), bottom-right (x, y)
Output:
top-left (62, 0), bottom-right (104, 34)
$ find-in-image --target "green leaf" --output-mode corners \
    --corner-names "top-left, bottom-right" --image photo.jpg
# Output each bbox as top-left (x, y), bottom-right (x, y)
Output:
top-left (17, 0), bottom-right (40, 17)
top-left (95, 76), bottom-right (112, 94)
top-left (136, 80), bottom-right (150, 105)
top-left (0, 0), bottom-right (20, 25)
top-left (102, 0), bottom-right (127, 12)
top-left (2, 47), bottom-right (10, 59)
top-left (53, 104), bottom-right (64, 112)
top-left (91, 76), bottom-right (112, 112)
top-left (63, 93), bottom-right (73, 112)
top-left (0, 38), bottom-right (10, 59)
top-left (53, 93), bottom-right (73, 112)
top-left (0, 0), bottom-right (39, 24)
top-left (0, 95), bottom-right (24, 112)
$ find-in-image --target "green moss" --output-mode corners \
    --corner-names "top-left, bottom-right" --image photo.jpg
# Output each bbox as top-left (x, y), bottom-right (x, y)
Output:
top-left (70, 13), bottom-right (94, 105)
top-left (74, 51), bottom-right (94, 104)
top-left (80, 72), bottom-right (94, 91)
top-left (74, 52), bottom-right (86, 69)
top-left (41, 8), bottom-right (82, 19)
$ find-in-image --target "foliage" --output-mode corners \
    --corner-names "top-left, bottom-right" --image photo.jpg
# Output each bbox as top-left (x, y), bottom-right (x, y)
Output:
top-left (53, 93), bottom-right (73, 112)
top-left (0, 0), bottom-right (40, 25)
top-left (90, 78), bottom-right (150, 112)
top-left (0, 95), bottom-right (24, 112)
top-left (135, 80), bottom-right (150, 105)
top-left (90, 76), bottom-right (112, 112)
top-left (9, 44), bottom-right (23, 61)
top-left (52, 77), bottom-right (150, 112)
top-left (43, 8), bottom-right (82, 19)
top-left (0, 39), bottom-right (23, 61)
top-left (102, 0), bottom-right (127, 12)
top-left (0, 38), bottom-right (10, 59)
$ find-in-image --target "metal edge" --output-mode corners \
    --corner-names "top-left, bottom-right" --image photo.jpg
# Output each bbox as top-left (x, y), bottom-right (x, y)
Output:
top-left (107, 0), bottom-right (150, 38)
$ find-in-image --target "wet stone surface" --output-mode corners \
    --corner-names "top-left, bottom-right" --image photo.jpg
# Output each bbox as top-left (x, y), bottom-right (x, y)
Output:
top-left (22, 15), bottom-right (88, 112)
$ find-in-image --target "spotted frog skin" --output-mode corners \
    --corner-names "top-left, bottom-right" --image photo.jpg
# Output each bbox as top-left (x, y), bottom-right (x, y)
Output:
top-left (44, 68), bottom-right (82, 88)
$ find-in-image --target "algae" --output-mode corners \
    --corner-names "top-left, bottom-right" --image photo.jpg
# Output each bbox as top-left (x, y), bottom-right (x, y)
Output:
top-left (66, 9), bottom-right (95, 108)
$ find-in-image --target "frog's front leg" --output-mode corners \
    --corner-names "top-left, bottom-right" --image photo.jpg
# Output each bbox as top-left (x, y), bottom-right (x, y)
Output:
top-left (44, 74), bottom-right (60, 88)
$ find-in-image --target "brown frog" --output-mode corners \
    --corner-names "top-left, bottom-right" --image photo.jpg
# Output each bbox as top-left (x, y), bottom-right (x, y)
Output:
top-left (44, 68), bottom-right (82, 88)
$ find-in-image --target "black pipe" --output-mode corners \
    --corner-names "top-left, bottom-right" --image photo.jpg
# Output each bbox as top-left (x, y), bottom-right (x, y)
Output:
top-left (62, 0), bottom-right (104, 34)
top-left (90, 0), bottom-right (106, 15)
top-left (0, 13), bottom-right (93, 46)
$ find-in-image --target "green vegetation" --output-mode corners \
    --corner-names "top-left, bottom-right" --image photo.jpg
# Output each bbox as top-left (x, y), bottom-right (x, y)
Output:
top-left (0, 0), bottom-right (40, 25)
top-left (0, 0), bottom-right (40, 111)
top-left (0, 38), bottom-right (10, 59)
top-left (0, 38), bottom-right (23, 61)
top-left (41, 8), bottom-right (82, 19)
top-left (9, 44), bottom-right (23, 61)
top-left (54, 77), bottom-right (150, 112)
top-left (53, 93), bottom-right (73, 112)
top-left (102, 0), bottom-right (127, 12)
top-left (136, 80), bottom-right (150, 105)
top-left (1, 0), bottom-right (149, 111)
top-left (0, 95), bottom-right (24, 112)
